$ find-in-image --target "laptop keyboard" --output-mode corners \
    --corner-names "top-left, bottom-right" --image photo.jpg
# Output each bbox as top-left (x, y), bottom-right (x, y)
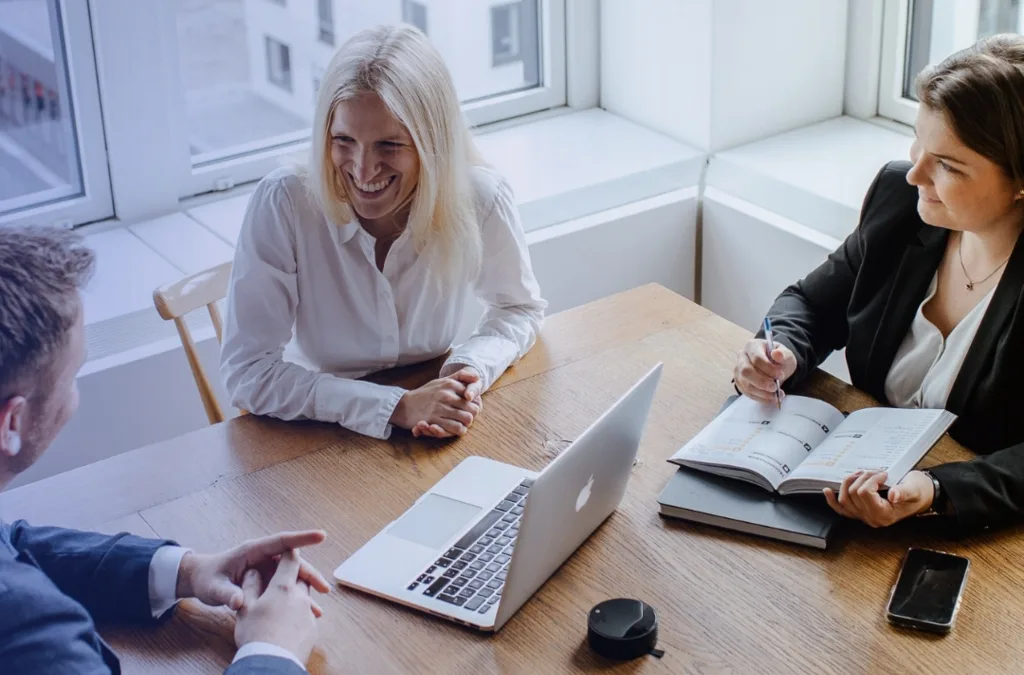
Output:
top-left (406, 479), bottom-right (533, 615)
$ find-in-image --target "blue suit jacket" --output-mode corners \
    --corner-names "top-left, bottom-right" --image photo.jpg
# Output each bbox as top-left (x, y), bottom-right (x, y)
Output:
top-left (0, 520), bottom-right (305, 675)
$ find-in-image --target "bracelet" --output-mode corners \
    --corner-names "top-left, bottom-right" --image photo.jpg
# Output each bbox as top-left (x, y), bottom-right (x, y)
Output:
top-left (916, 470), bottom-right (944, 517)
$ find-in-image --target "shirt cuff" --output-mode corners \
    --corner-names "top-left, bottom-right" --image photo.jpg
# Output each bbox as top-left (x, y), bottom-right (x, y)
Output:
top-left (440, 357), bottom-right (490, 391)
top-left (234, 642), bottom-right (306, 670)
top-left (148, 545), bottom-right (191, 618)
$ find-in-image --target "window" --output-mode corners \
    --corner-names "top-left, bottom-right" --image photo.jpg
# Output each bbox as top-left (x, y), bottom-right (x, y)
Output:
top-left (0, 0), bottom-right (110, 227)
top-left (61, 0), bottom-right (565, 226)
top-left (879, 0), bottom-right (1023, 125)
top-left (318, 0), bottom-right (335, 46)
top-left (491, 2), bottom-right (523, 66)
top-left (265, 37), bottom-right (293, 92)
top-left (402, 0), bottom-right (428, 35)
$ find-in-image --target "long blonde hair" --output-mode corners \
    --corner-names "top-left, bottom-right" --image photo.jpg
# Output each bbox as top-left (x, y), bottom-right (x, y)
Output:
top-left (309, 24), bottom-right (483, 284)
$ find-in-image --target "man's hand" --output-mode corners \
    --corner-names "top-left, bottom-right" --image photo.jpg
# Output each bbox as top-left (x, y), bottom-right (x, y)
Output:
top-left (234, 550), bottom-right (319, 666)
top-left (176, 530), bottom-right (330, 614)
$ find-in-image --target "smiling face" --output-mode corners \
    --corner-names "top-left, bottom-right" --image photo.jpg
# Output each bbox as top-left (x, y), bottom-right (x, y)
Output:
top-left (906, 104), bottom-right (1023, 234)
top-left (329, 92), bottom-right (421, 225)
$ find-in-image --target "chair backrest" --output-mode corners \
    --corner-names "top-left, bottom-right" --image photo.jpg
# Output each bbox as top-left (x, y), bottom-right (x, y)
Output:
top-left (153, 261), bottom-right (233, 425)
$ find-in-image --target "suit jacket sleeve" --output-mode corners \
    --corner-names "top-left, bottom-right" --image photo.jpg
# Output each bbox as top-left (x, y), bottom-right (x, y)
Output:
top-left (6, 520), bottom-right (174, 624)
top-left (928, 442), bottom-right (1024, 531)
top-left (759, 163), bottom-right (894, 390)
top-left (225, 656), bottom-right (308, 675)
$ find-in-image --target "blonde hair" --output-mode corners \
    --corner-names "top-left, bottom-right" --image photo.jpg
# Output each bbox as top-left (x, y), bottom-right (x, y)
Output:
top-left (309, 24), bottom-right (482, 284)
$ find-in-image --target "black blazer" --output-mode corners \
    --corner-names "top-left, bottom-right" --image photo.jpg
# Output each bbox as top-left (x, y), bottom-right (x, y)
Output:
top-left (763, 161), bottom-right (1024, 533)
top-left (0, 520), bottom-right (305, 675)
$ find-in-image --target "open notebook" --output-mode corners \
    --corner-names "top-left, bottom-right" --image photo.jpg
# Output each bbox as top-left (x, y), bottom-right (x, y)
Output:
top-left (669, 395), bottom-right (957, 495)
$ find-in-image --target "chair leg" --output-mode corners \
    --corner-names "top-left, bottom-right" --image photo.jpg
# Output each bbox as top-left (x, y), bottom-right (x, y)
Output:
top-left (173, 317), bottom-right (224, 424)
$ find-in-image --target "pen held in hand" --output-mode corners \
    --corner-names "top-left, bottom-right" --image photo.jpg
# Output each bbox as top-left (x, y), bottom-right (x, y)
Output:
top-left (762, 317), bottom-right (782, 409)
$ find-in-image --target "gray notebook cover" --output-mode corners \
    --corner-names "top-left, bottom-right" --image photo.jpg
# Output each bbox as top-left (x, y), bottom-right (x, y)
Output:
top-left (657, 395), bottom-right (839, 549)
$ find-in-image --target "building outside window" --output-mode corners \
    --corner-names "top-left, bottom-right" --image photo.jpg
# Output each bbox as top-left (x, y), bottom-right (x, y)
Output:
top-left (318, 0), bottom-right (334, 45)
top-left (402, 0), bottom-right (428, 35)
top-left (491, 2), bottom-right (523, 67)
top-left (265, 36), bottom-right (292, 92)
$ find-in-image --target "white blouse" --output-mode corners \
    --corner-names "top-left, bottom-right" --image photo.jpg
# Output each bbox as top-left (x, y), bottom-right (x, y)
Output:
top-left (884, 273), bottom-right (994, 409)
top-left (220, 165), bottom-right (547, 439)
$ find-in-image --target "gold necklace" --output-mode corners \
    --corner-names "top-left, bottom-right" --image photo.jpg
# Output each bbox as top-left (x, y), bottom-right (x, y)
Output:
top-left (957, 233), bottom-right (1010, 291)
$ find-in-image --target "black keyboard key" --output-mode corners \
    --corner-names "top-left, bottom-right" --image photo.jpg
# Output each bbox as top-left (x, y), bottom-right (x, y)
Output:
top-left (486, 579), bottom-right (502, 590)
top-left (478, 553), bottom-right (494, 563)
top-left (505, 491), bottom-right (521, 502)
top-left (445, 547), bottom-right (464, 559)
top-left (493, 522), bottom-right (509, 531)
top-left (453, 510), bottom-right (504, 550)
top-left (520, 479), bottom-right (534, 488)
top-left (469, 579), bottom-right (484, 589)
top-left (508, 527), bottom-right (519, 537)
top-left (497, 536), bottom-right (512, 546)
top-left (478, 571), bottom-right (493, 581)
top-left (496, 571), bottom-right (507, 581)
top-left (452, 596), bottom-right (466, 606)
top-left (512, 506), bottom-right (524, 516)
top-left (478, 605), bottom-right (490, 614)
top-left (513, 486), bottom-right (529, 496)
top-left (486, 528), bottom-right (502, 538)
top-left (423, 576), bottom-right (435, 584)
top-left (480, 537), bottom-right (494, 546)
top-left (407, 583), bottom-right (419, 591)
top-left (485, 562), bottom-right (501, 573)
top-left (423, 577), bottom-right (450, 597)
top-left (435, 558), bottom-right (454, 568)
top-left (458, 587), bottom-right (475, 598)
top-left (478, 588), bottom-right (493, 598)
top-left (443, 569), bottom-right (459, 579)
top-left (487, 544), bottom-right (502, 554)
top-left (487, 595), bottom-right (500, 605)
top-left (469, 544), bottom-right (484, 554)
top-left (469, 561), bottom-right (484, 571)
top-left (501, 513), bottom-right (516, 523)
top-left (426, 565), bottom-right (437, 574)
top-left (417, 574), bottom-right (428, 583)
top-left (494, 500), bottom-right (516, 512)
top-left (466, 596), bottom-right (485, 611)
top-left (495, 554), bottom-right (510, 564)
top-left (449, 577), bottom-right (467, 588)
top-left (460, 552), bottom-right (476, 562)
top-left (452, 560), bottom-right (467, 571)
top-left (438, 594), bottom-right (458, 604)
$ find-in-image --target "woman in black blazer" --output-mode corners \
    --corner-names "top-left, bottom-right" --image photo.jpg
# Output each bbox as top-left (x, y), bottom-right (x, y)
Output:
top-left (734, 34), bottom-right (1024, 534)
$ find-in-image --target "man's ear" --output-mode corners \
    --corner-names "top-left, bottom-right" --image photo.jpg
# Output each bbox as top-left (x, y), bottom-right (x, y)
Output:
top-left (0, 396), bottom-right (27, 458)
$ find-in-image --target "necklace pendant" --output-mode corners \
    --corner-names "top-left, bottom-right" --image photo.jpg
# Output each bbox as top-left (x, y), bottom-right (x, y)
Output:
top-left (966, 281), bottom-right (974, 291)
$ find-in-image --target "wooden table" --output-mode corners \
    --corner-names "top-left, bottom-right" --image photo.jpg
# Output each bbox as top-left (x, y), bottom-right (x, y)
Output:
top-left (3, 284), bottom-right (1020, 674)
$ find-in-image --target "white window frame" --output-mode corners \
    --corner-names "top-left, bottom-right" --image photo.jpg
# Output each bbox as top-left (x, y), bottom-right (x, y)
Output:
top-left (1, 0), bottom-right (112, 228)
top-left (88, 0), bottom-right (568, 224)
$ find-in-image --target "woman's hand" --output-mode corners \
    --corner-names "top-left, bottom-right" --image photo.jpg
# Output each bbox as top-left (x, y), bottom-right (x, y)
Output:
top-left (823, 470), bottom-right (935, 527)
top-left (391, 376), bottom-right (482, 438)
top-left (733, 339), bottom-right (798, 404)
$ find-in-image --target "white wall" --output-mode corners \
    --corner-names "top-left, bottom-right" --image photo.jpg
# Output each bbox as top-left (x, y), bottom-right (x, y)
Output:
top-left (600, 0), bottom-right (848, 152)
top-left (13, 190), bottom-right (698, 488)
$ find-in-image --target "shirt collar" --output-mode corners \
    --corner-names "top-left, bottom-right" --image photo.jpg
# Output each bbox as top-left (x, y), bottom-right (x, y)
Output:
top-left (334, 219), bottom-right (361, 244)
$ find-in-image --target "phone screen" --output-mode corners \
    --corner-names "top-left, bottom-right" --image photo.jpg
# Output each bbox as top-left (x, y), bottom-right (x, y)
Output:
top-left (889, 548), bottom-right (969, 627)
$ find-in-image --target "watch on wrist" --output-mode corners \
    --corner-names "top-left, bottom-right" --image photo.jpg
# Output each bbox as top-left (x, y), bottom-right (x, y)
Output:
top-left (917, 470), bottom-right (945, 517)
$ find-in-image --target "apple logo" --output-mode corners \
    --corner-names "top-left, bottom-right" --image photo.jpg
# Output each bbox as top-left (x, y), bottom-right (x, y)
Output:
top-left (576, 474), bottom-right (594, 512)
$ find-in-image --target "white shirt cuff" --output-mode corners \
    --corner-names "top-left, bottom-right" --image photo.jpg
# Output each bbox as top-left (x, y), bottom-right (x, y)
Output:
top-left (233, 642), bottom-right (306, 670)
top-left (148, 545), bottom-right (191, 618)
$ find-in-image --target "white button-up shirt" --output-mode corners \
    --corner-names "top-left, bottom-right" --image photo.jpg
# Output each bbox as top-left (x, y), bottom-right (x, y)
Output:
top-left (221, 165), bottom-right (547, 439)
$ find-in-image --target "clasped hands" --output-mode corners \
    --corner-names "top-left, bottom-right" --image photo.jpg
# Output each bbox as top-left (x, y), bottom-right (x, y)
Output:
top-left (391, 366), bottom-right (484, 439)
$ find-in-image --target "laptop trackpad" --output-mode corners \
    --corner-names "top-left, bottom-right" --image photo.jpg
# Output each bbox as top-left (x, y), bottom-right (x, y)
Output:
top-left (388, 494), bottom-right (481, 549)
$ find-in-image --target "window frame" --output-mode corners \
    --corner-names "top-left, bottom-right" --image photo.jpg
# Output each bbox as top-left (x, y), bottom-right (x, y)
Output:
top-left (88, 0), bottom-right (567, 224)
top-left (0, 0), bottom-right (113, 228)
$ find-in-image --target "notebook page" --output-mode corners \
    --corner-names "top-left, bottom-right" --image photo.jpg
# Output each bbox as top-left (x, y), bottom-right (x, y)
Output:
top-left (672, 396), bottom-right (846, 489)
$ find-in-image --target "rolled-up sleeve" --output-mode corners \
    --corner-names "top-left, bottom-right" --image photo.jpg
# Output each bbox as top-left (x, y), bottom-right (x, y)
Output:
top-left (442, 175), bottom-right (547, 392)
top-left (220, 175), bottom-right (405, 439)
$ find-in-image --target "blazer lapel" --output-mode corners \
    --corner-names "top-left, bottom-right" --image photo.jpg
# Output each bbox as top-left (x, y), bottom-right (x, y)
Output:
top-left (946, 229), bottom-right (1024, 414)
top-left (866, 225), bottom-right (949, 398)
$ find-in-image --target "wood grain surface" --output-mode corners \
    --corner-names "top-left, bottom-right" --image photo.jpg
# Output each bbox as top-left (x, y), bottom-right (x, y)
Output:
top-left (2, 284), bottom-right (1016, 674)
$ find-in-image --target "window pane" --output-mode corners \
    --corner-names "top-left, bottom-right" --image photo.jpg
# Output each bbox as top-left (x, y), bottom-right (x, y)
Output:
top-left (175, 0), bottom-right (543, 165)
top-left (0, 0), bottom-right (84, 218)
top-left (903, 0), bottom-right (1022, 100)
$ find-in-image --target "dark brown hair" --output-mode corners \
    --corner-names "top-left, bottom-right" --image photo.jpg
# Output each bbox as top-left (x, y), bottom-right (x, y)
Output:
top-left (916, 33), bottom-right (1024, 186)
top-left (0, 226), bottom-right (95, 400)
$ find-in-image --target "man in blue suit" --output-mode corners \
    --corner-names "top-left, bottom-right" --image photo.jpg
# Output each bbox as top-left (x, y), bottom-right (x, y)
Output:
top-left (0, 226), bottom-right (330, 674)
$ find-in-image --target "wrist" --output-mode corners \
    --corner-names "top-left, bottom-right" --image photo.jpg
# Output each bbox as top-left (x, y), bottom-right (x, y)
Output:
top-left (915, 470), bottom-right (943, 517)
top-left (390, 391), bottom-right (411, 428)
top-left (175, 551), bottom-right (198, 599)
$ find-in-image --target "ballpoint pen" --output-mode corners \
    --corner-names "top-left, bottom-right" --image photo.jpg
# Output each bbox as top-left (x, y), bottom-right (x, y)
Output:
top-left (762, 317), bottom-right (783, 409)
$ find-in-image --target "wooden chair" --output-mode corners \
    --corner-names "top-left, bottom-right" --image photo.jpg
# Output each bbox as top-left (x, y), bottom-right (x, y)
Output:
top-left (153, 261), bottom-right (235, 424)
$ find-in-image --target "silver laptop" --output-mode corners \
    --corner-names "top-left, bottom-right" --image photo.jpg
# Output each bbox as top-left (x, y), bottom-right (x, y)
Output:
top-left (333, 363), bottom-right (662, 632)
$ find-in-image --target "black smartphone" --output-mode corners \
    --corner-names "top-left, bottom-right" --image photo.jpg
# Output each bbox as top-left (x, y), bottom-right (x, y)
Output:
top-left (886, 547), bottom-right (970, 634)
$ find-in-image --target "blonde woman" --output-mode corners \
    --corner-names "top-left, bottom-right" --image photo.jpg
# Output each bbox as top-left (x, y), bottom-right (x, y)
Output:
top-left (221, 25), bottom-right (546, 440)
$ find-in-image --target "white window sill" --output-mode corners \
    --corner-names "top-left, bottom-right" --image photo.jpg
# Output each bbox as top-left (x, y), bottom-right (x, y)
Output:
top-left (706, 116), bottom-right (913, 241)
top-left (78, 108), bottom-right (704, 365)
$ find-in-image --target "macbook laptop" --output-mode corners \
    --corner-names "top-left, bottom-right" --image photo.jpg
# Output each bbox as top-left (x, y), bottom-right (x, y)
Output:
top-left (333, 363), bottom-right (662, 632)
